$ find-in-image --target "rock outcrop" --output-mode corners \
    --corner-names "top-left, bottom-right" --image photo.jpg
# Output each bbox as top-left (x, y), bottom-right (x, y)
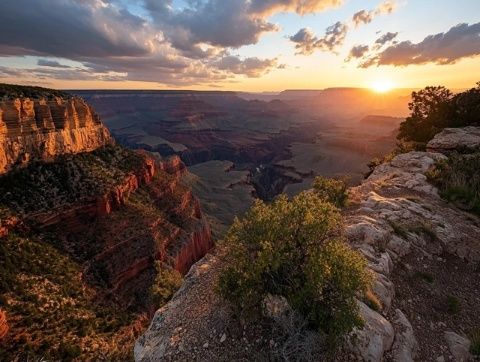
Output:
top-left (0, 96), bottom-right (112, 174)
top-left (136, 127), bottom-right (480, 361)
top-left (427, 127), bottom-right (480, 153)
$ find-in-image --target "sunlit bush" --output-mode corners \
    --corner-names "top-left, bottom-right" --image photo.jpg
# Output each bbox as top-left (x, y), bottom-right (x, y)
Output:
top-left (150, 261), bottom-right (183, 308)
top-left (313, 176), bottom-right (348, 207)
top-left (218, 192), bottom-right (372, 347)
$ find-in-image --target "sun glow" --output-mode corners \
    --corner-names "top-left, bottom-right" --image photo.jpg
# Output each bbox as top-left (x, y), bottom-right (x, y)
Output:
top-left (371, 79), bottom-right (395, 93)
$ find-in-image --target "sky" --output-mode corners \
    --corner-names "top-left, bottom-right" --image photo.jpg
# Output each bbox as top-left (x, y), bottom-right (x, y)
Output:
top-left (0, 0), bottom-right (479, 91)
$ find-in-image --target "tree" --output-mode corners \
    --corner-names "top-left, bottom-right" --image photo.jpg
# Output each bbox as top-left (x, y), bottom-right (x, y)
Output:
top-left (398, 86), bottom-right (454, 144)
top-left (218, 192), bottom-right (372, 347)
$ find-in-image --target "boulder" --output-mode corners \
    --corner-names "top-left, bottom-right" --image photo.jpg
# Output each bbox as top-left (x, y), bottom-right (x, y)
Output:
top-left (444, 331), bottom-right (472, 362)
top-left (391, 309), bottom-right (417, 362)
top-left (427, 127), bottom-right (480, 154)
top-left (350, 301), bottom-right (394, 362)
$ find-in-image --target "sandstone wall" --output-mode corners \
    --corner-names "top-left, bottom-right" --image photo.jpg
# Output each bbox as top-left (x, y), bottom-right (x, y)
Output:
top-left (0, 97), bottom-right (113, 174)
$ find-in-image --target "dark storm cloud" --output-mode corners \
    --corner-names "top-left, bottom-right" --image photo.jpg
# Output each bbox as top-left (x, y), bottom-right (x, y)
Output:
top-left (361, 22), bottom-right (480, 67)
top-left (0, 0), bottom-right (342, 85)
top-left (0, 0), bottom-right (153, 58)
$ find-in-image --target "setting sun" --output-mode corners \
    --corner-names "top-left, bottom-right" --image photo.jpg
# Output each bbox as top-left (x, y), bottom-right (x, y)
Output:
top-left (371, 79), bottom-right (395, 93)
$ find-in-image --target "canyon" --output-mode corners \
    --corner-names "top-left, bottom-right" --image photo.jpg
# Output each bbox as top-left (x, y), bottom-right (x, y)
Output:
top-left (0, 85), bottom-right (213, 360)
top-left (77, 89), bottom-right (407, 234)
top-left (135, 127), bottom-right (480, 362)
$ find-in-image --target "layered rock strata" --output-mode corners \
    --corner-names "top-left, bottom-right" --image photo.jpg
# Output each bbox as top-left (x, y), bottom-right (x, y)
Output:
top-left (0, 97), bottom-right (112, 174)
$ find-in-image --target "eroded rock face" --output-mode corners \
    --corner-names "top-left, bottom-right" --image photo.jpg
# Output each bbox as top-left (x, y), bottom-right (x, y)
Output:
top-left (0, 97), bottom-right (112, 174)
top-left (427, 127), bottom-right (480, 154)
top-left (0, 310), bottom-right (8, 340)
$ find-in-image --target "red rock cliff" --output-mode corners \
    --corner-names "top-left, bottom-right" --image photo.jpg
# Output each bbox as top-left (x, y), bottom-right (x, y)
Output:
top-left (0, 96), bottom-right (112, 174)
top-left (0, 310), bottom-right (8, 340)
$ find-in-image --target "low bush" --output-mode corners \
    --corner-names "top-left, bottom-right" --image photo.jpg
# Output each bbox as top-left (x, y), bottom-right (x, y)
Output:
top-left (427, 152), bottom-right (480, 215)
top-left (150, 262), bottom-right (183, 308)
top-left (218, 192), bottom-right (372, 347)
top-left (313, 176), bottom-right (348, 207)
top-left (470, 328), bottom-right (480, 357)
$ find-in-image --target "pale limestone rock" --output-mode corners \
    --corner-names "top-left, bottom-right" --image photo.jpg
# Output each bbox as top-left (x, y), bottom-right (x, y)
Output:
top-left (391, 309), bottom-right (417, 362)
top-left (351, 301), bottom-right (395, 362)
top-left (444, 331), bottom-right (472, 362)
top-left (427, 127), bottom-right (480, 153)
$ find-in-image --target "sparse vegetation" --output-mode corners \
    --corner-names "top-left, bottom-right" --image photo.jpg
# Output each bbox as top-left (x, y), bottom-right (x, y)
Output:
top-left (0, 145), bottom-right (146, 215)
top-left (414, 271), bottom-right (434, 284)
top-left (150, 262), bottom-right (183, 308)
top-left (470, 328), bottom-right (480, 357)
top-left (388, 219), bottom-right (409, 239)
top-left (446, 295), bottom-right (461, 314)
top-left (218, 192), bottom-right (372, 348)
top-left (0, 83), bottom-right (72, 99)
top-left (313, 176), bottom-right (348, 208)
top-left (365, 290), bottom-right (382, 312)
top-left (0, 232), bottom-right (146, 361)
top-left (427, 152), bottom-right (480, 215)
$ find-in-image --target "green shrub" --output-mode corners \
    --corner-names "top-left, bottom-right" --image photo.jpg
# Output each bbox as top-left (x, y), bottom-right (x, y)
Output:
top-left (446, 295), bottom-right (460, 314)
top-left (218, 192), bottom-right (372, 347)
top-left (150, 262), bottom-right (183, 308)
top-left (414, 271), bottom-right (434, 284)
top-left (427, 153), bottom-right (480, 215)
top-left (470, 328), bottom-right (480, 357)
top-left (313, 176), bottom-right (348, 208)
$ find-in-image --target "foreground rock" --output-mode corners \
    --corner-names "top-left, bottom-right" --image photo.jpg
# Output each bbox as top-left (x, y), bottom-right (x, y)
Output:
top-left (136, 128), bottom-right (480, 361)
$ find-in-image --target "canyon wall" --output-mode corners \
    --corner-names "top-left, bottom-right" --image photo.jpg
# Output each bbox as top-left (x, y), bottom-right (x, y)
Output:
top-left (135, 127), bottom-right (480, 362)
top-left (0, 96), bottom-right (112, 174)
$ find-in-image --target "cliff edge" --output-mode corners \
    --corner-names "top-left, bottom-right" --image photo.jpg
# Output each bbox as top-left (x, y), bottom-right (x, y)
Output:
top-left (135, 127), bottom-right (480, 362)
top-left (0, 88), bottom-right (112, 174)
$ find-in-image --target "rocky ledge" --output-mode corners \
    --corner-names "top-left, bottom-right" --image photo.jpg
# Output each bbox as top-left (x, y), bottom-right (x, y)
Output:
top-left (0, 96), bottom-right (112, 174)
top-left (135, 127), bottom-right (480, 362)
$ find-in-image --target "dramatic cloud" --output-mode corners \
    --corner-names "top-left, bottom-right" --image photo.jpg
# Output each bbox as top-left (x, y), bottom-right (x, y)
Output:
top-left (0, 0), bottom-right (154, 58)
top-left (37, 59), bottom-right (71, 68)
top-left (290, 0), bottom-right (397, 56)
top-left (346, 45), bottom-right (369, 61)
top-left (146, 0), bottom-right (344, 54)
top-left (362, 22), bottom-right (480, 67)
top-left (375, 32), bottom-right (398, 45)
top-left (290, 22), bottom-right (348, 55)
top-left (249, 0), bottom-right (344, 16)
top-left (352, 0), bottom-right (397, 27)
top-left (213, 56), bottom-right (279, 77)
top-left (0, 0), bottom-right (305, 85)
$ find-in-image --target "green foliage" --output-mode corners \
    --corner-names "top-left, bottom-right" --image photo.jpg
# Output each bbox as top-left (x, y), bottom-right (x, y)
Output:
top-left (0, 83), bottom-right (72, 99)
top-left (427, 152), bottom-right (480, 215)
top-left (218, 192), bottom-right (372, 347)
top-left (446, 295), bottom-right (460, 314)
top-left (150, 262), bottom-right (183, 308)
top-left (0, 145), bottom-right (146, 215)
top-left (0, 233), bottom-right (142, 361)
top-left (470, 328), bottom-right (480, 357)
top-left (414, 271), bottom-right (434, 284)
top-left (313, 176), bottom-right (348, 208)
top-left (398, 82), bottom-right (480, 147)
